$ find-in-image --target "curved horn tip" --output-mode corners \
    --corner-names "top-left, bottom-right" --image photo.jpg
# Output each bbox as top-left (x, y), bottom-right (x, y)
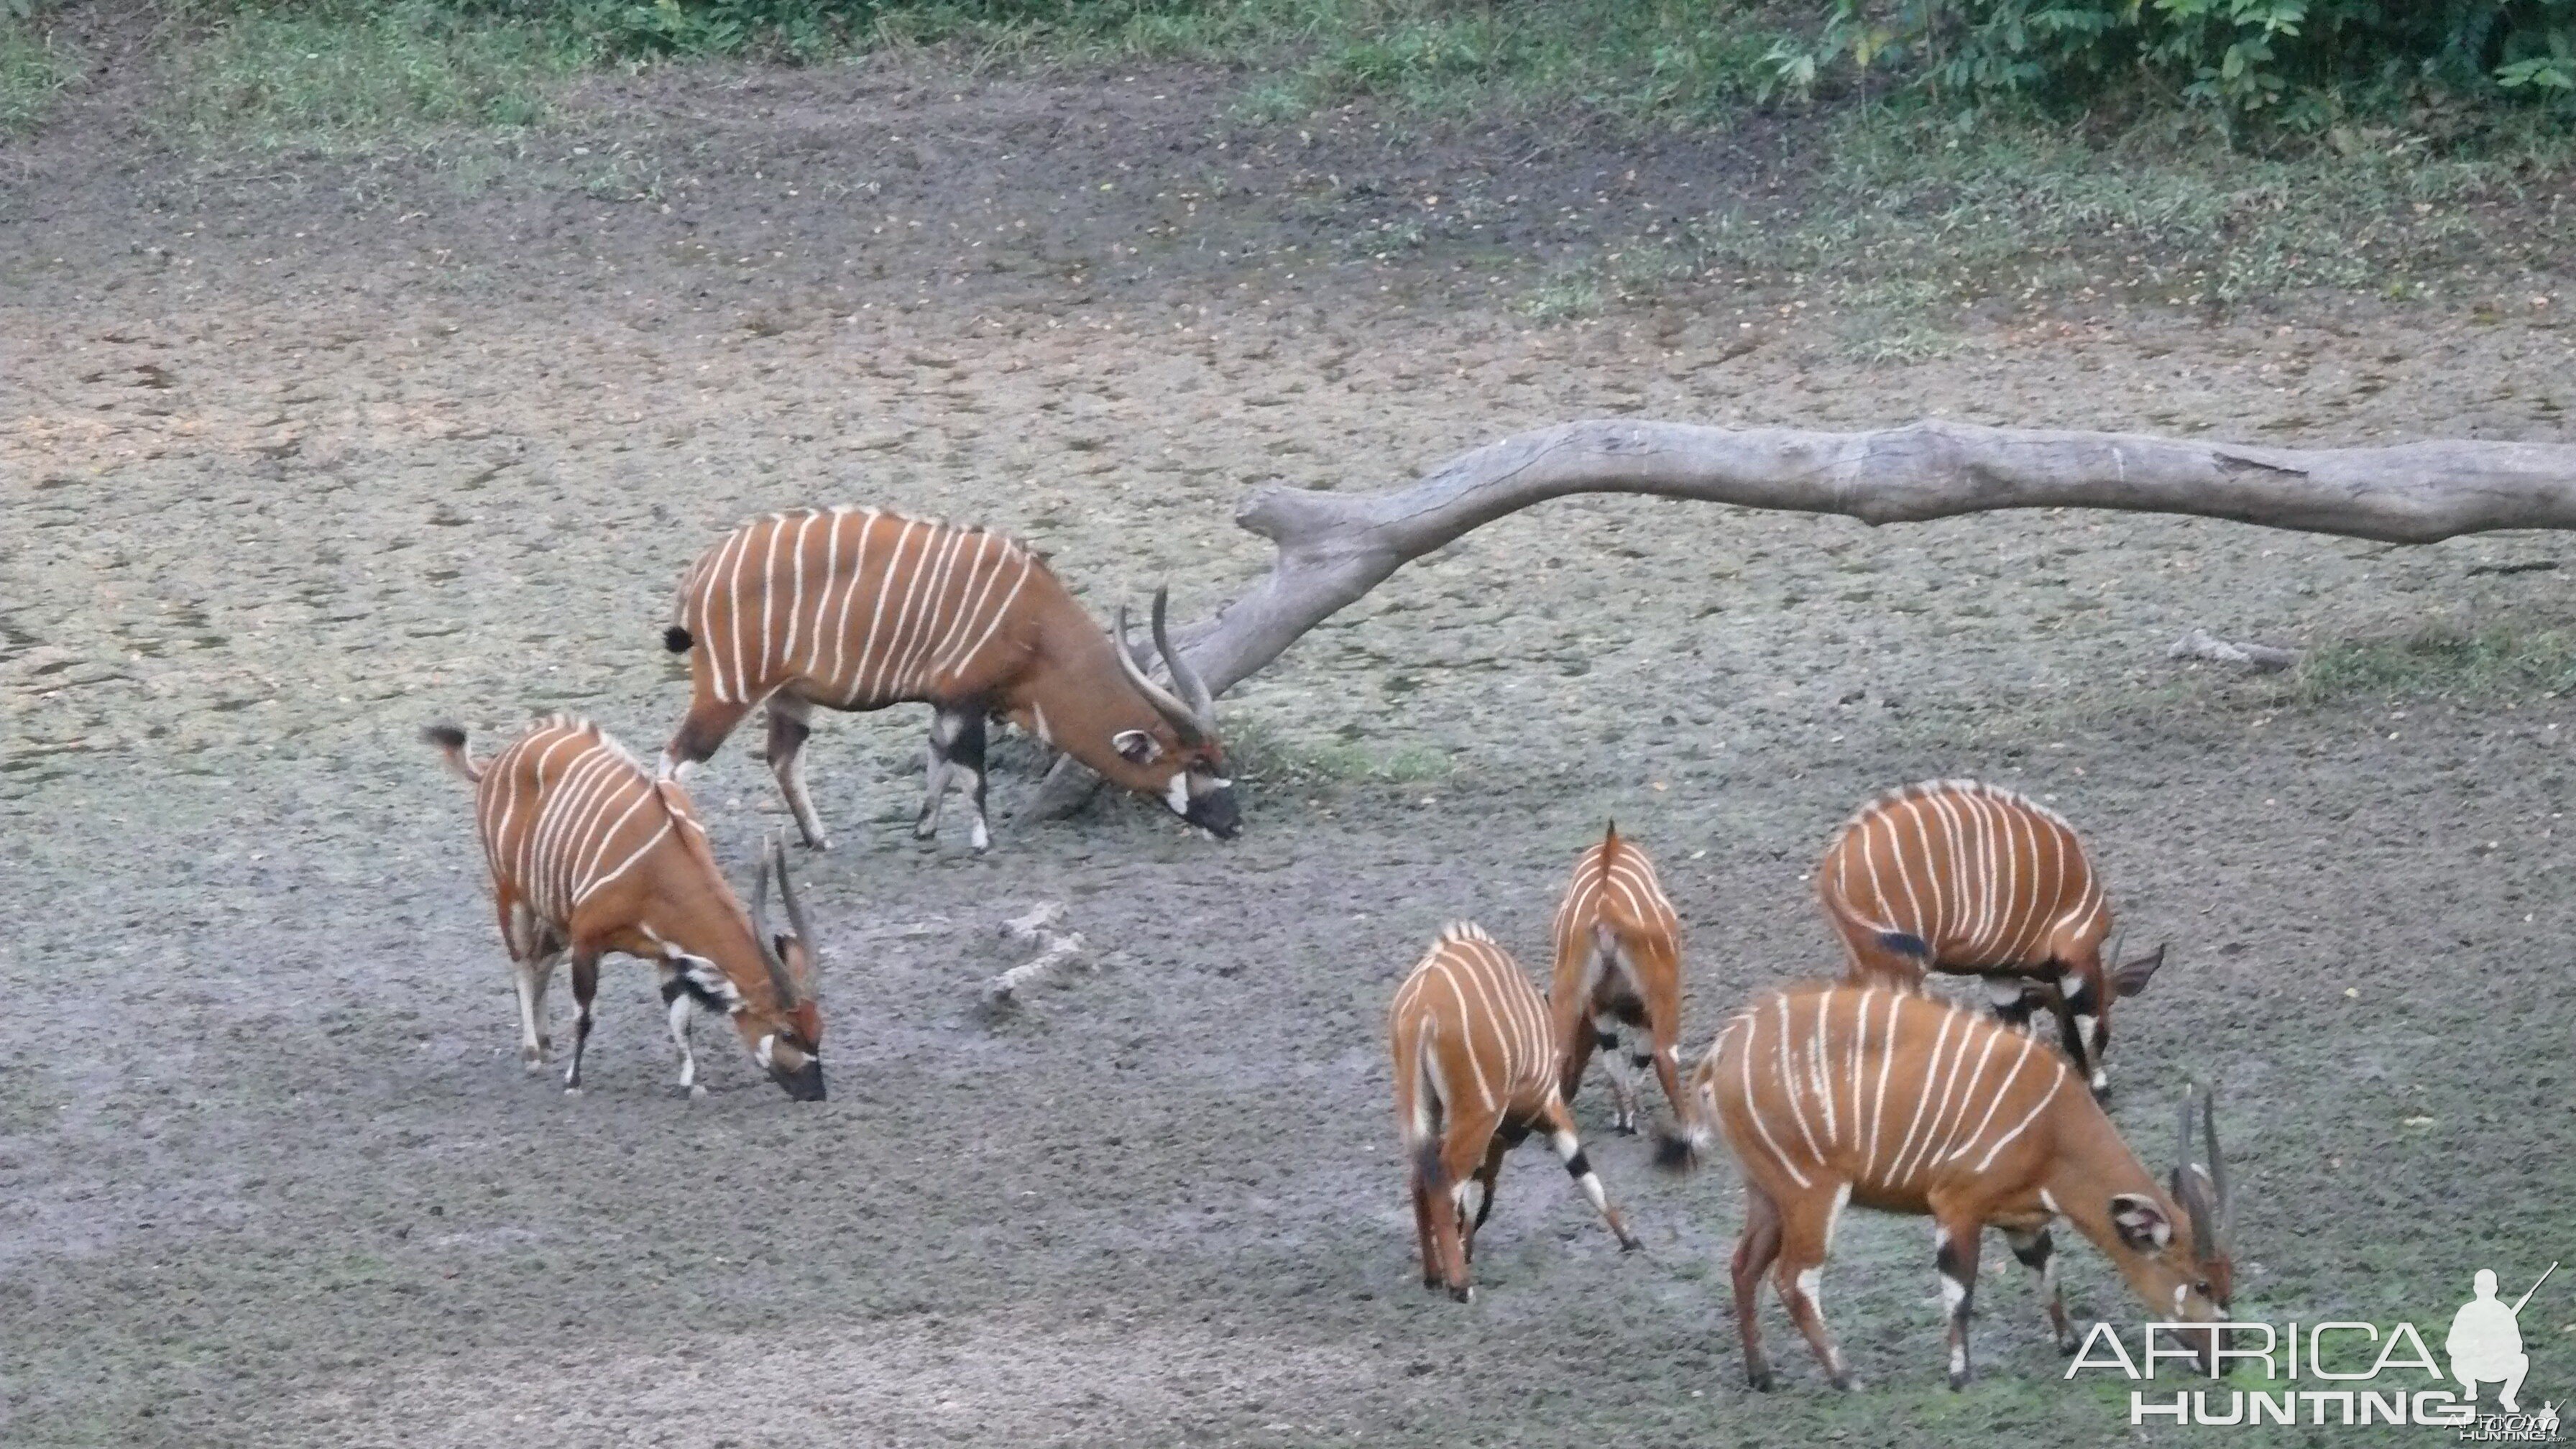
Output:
top-left (1147, 583), bottom-right (1215, 728)
top-left (1112, 592), bottom-right (1205, 738)
top-left (2204, 1079), bottom-right (2229, 1216)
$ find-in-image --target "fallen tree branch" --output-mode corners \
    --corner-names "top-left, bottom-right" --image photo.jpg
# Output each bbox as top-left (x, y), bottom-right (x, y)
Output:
top-left (980, 901), bottom-right (1087, 1006)
top-left (2168, 629), bottom-right (2299, 673)
top-left (1031, 418), bottom-right (2576, 817)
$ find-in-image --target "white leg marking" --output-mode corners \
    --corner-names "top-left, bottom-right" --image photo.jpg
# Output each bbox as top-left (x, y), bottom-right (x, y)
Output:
top-left (667, 991), bottom-right (701, 1095)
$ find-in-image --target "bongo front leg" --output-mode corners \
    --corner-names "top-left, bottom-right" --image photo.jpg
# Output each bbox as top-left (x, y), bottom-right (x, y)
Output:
top-left (2006, 1224), bottom-right (2075, 1354)
top-left (562, 950), bottom-right (602, 1095)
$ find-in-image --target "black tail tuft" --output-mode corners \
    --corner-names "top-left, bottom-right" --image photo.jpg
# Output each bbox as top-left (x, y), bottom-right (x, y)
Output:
top-left (663, 625), bottom-right (695, 653)
top-left (1878, 931), bottom-right (1931, 960)
top-left (423, 723), bottom-right (467, 751)
top-left (1653, 1127), bottom-right (1701, 1174)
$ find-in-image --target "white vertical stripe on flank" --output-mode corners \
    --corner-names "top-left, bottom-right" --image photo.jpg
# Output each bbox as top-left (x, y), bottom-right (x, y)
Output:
top-left (1877, 812), bottom-right (1928, 947)
top-left (949, 553), bottom-right (1034, 688)
top-left (880, 526), bottom-right (951, 699)
top-left (1883, 1008), bottom-right (1959, 1187)
top-left (827, 510), bottom-right (879, 701)
top-left (781, 510), bottom-right (819, 678)
top-left (1927, 1028), bottom-right (2006, 1167)
top-left (721, 518), bottom-right (760, 707)
top-left (574, 819), bottom-right (672, 908)
top-left (2000, 806), bottom-right (2047, 965)
top-left (1431, 957), bottom-right (1496, 1114)
top-left (569, 789), bottom-right (657, 902)
top-left (1944, 1031), bottom-right (2038, 1165)
top-left (898, 526), bottom-right (965, 693)
top-left (900, 528), bottom-right (973, 694)
top-left (1908, 801), bottom-right (1947, 951)
top-left (814, 509), bottom-right (846, 691)
top-left (1736, 1006), bottom-right (1813, 1188)
top-left (1809, 990), bottom-right (1839, 1147)
top-left (921, 533), bottom-right (1000, 688)
top-left (704, 524), bottom-right (753, 704)
top-left (1900, 1009), bottom-right (1985, 1184)
top-left (1846, 989), bottom-right (1872, 1146)
top-left (756, 515), bottom-right (788, 702)
top-left (1922, 789), bottom-right (1964, 953)
top-left (1968, 788), bottom-right (2009, 959)
top-left (1974, 1067), bottom-right (2065, 1172)
top-left (862, 521), bottom-right (924, 704)
top-left (1864, 991), bottom-right (1902, 1179)
top-left (853, 518), bottom-right (920, 707)
top-left (1774, 994), bottom-right (1823, 1161)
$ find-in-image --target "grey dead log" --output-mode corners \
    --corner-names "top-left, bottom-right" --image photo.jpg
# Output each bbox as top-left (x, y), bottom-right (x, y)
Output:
top-left (980, 901), bottom-right (1087, 1006)
top-left (2168, 629), bottom-right (2299, 673)
top-left (1030, 418), bottom-right (2576, 816)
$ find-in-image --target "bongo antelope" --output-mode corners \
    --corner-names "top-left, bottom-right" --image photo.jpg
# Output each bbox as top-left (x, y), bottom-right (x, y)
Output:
top-left (1660, 985), bottom-right (2233, 1390)
top-left (1816, 779), bottom-right (2168, 1095)
top-left (426, 717), bottom-right (825, 1100)
top-left (658, 508), bottom-right (1237, 850)
top-left (1549, 822), bottom-right (1686, 1136)
top-left (1391, 922), bottom-right (1642, 1300)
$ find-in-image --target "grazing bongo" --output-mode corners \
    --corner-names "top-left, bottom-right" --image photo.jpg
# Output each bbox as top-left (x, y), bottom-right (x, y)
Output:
top-left (426, 716), bottom-right (825, 1100)
top-left (1548, 822), bottom-right (1687, 1136)
top-left (1660, 985), bottom-right (2233, 1390)
top-left (659, 507), bottom-right (1237, 850)
top-left (1816, 779), bottom-right (2168, 1095)
top-left (1390, 923), bottom-right (1642, 1301)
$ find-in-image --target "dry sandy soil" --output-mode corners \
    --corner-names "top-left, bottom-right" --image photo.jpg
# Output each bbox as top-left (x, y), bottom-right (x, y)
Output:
top-left (4, 40), bottom-right (2575, 1449)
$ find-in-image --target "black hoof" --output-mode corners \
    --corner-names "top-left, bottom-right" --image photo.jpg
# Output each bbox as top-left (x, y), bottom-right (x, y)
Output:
top-left (1448, 1284), bottom-right (1473, 1303)
top-left (1948, 1369), bottom-right (1970, 1392)
top-left (1618, 1236), bottom-right (1644, 1254)
top-left (1748, 1369), bottom-right (1775, 1393)
top-left (1831, 1374), bottom-right (1857, 1392)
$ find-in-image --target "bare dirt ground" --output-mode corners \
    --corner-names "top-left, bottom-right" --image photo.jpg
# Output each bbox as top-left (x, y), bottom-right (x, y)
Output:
top-left (4, 38), bottom-right (2575, 1449)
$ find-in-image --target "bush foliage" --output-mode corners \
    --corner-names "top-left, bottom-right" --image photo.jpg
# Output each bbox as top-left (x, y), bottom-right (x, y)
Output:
top-left (1780, 1), bottom-right (2576, 118)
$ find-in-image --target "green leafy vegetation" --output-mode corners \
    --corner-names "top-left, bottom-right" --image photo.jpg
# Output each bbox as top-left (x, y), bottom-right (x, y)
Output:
top-left (1778, 1), bottom-right (2576, 128)
top-left (0, 10), bottom-right (70, 134)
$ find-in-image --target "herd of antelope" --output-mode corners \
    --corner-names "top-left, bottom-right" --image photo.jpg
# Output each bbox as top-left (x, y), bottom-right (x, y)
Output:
top-left (426, 505), bottom-right (2234, 1396)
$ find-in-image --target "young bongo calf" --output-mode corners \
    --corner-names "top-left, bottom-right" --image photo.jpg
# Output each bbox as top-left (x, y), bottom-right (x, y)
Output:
top-left (1549, 822), bottom-right (1686, 1136)
top-left (1816, 779), bottom-right (2168, 1095)
top-left (427, 717), bottom-right (825, 1100)
top-left (1391, 923), bottom-right (1642, 1300)
top-left (1661, 985), bottom-right (2232, 1390)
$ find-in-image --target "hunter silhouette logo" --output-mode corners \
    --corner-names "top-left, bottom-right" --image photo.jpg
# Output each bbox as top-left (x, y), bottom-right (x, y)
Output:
top-left (2450, 1264), bottom-right (2554, 1414)
top-left (2066, 1259), bottom-right (2560, 1432)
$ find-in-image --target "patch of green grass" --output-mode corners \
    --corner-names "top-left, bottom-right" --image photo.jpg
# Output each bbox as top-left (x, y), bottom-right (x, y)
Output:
top-left (1221, 716), bottom-right (1454, 787)
top-left (1519, 263), bottom-right (1602, 322)
top-left (2292, 627), bottom-right (2576, 704)
top-left (1181, 0), bottom-right (1795, 128)
top-left (162, 1), bottom-right (586, 150)
top-left (1738, 107), bottom-right (2572, 316)
top-left (0, 17), bottom-right (71, 134)
top-left (1550, 101), bottom-right (2575, 326)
